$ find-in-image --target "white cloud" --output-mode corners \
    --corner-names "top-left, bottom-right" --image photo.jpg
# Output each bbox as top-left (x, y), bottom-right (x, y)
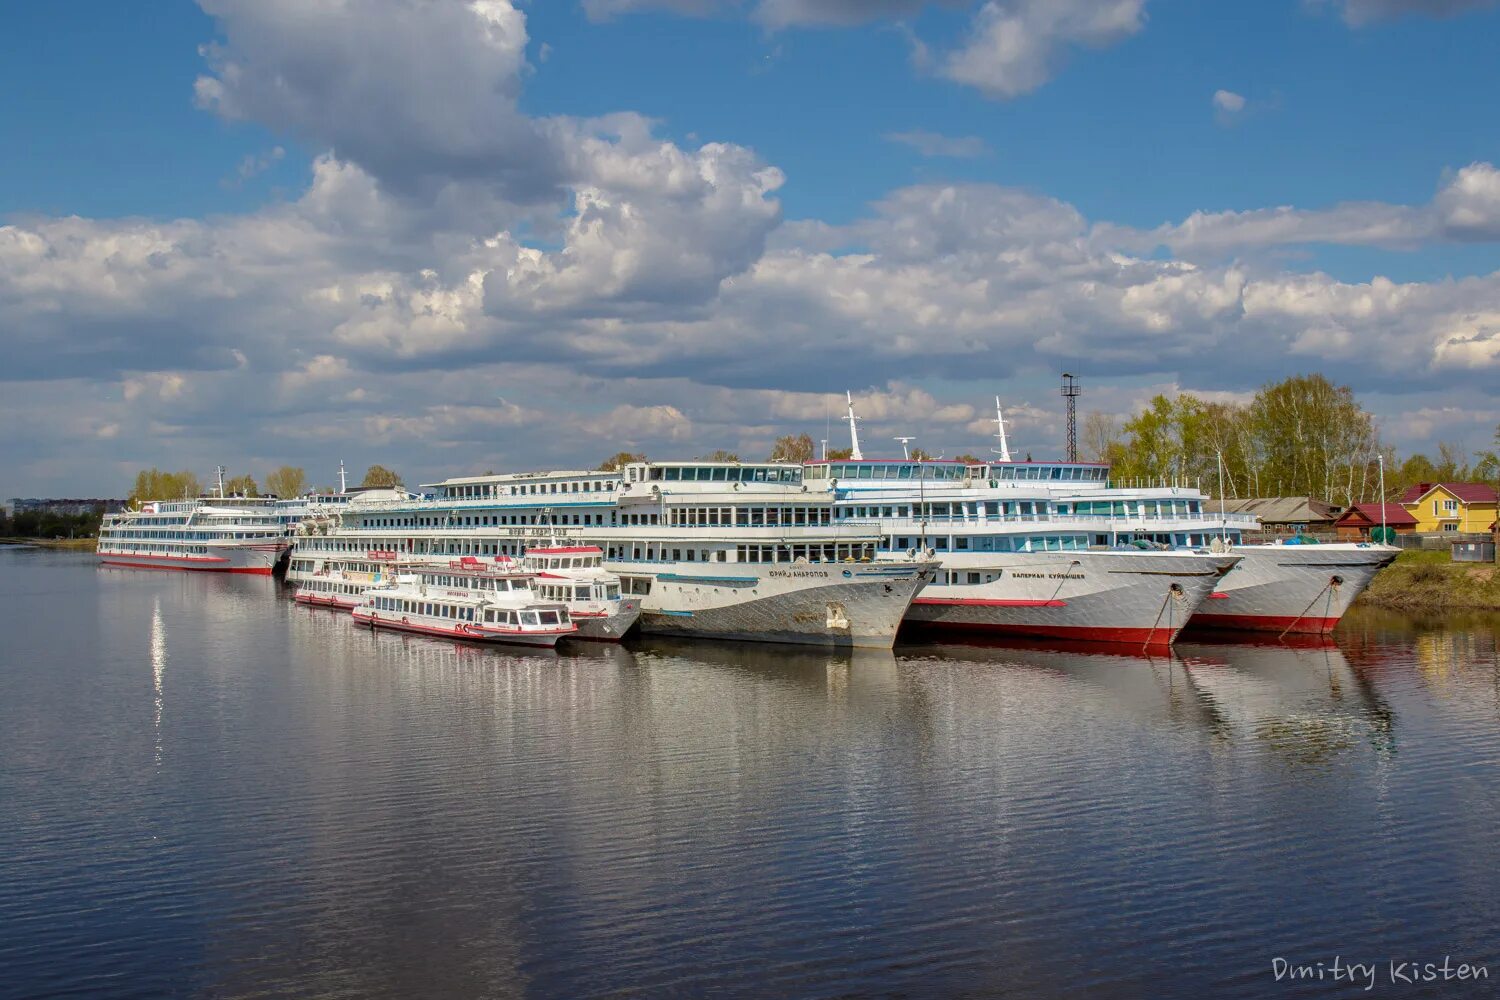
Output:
top-left (7, 0), bottom-right (1500, 496)
top-left (1212, 88), bottom-right (1248, 125)
top-left (942, 0), bottom-right (1147, 99)
top-left (1105, 161), bottom-right (1500, 257)
top-left (884, 130), bottom-right (990, 158)
top-left (1212, 90), bottom-right (1247, 115)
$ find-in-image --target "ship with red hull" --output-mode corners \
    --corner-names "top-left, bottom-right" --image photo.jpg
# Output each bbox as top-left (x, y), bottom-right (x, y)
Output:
top-left (1186, 542), bottom-right (1398, 634)
top-left (900, 549), bottom-right (1240, 650)
top-left (97, 500), bottom-right (295, 575)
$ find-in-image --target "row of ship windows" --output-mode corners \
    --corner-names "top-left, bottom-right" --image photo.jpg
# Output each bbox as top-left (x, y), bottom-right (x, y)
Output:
top-left (808, 464), bottom-right (1108, 482)
top-left (101, 544), bottom-right (212, 554)
top-left (443, 480), bottom-right (618, 499)
top-left (370, 596), bottom-right (566, 626)
top-left (887, 535), bottom-right (1090, 552)
top-left (103, 530), bottom-right (283, 540)
top-left (648, 466), bottom-right (801, 483)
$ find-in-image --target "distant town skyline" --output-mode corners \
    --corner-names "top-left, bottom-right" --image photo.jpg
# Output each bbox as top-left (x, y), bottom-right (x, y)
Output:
top-left (3, 0), bottom-right (1499, 495)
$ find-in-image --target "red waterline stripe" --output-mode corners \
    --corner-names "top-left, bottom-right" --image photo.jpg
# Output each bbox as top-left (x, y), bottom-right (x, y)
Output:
top-left (907, 620), bottom-right (1179, 648)
top-left (912, 598), bottom-right (1068, 608)
top-left (1188, 613), bottom-right (1342, 635)
top-left (100, 559), bottom-right (271, 575)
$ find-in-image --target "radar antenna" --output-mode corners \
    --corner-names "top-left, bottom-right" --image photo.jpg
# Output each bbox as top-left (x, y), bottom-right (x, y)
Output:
top-left (845, 391), bottom-right (863, 461)
top-left (894, 436), bottom-right (915, 460)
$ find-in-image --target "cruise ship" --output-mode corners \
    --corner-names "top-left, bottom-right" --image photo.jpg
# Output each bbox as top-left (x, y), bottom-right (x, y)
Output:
top-left (288, 461), bottom-right (939, 648)
top-left (796, 459), bottom-right (1237, 647)
top-left (821, 395), bottom-right (1397, 636)
top-left (98, 498), bottom-right (301, 575)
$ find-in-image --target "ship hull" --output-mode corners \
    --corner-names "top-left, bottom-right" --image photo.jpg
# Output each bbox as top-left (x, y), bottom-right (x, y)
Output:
top-left (567, 599), bottom-right (642, 641)
top-left (902, 550), bottom-right (1238, 650)
top-left (1187, 544), bottom-right (1397, 635)
top-left (626, 561), bottom-right (937, 649)
top-left (98, 543), bottom-right (288, 575)
top-left (351, 608), bottom-right (567, 648)
top-left (294, 591), bottom-right (360, 610)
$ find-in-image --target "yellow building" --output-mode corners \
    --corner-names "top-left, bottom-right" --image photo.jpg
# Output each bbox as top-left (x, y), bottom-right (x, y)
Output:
top-left (1397, 482), bottom-right (1499, 533)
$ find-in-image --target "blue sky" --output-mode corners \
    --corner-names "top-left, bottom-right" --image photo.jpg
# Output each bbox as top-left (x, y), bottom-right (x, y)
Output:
top-left (2, 0), bottom-right (1498, 494)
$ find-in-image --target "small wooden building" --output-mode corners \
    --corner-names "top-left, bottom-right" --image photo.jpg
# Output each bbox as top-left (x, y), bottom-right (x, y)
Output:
top-left (1334, 503), bottom-right (1418, 541)
top-left (1216, 497), bottom-right (1340, 534)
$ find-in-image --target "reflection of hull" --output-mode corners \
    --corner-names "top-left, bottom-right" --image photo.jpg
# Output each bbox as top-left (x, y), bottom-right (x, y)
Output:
top-left (294, 591), bottom-right (359, 610)
top-left (1188, 544), bottom-right (1397, 634)
top-left (351, 608), bottom-right (567, 648)
top-left (568, 598), bottom-right (642, 641)
top-left (98, 543), bottom-right (288, 575)
top-left (903, 551), bottom-right (1238, 650)
top-left (630, 561), bottom-right (937, 649)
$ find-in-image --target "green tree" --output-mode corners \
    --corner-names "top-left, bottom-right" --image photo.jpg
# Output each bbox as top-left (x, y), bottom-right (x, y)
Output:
top-left (953, 453), bottom-right (982, 464)
top-left (825, 447), bottom-right (853, 460)
top-left (599, 452), bottom-right (646, 471)
top-left (699, 449), bottom-right (740, 462)
top-left (1247, 374), bottom-right (1379, 505)
top-left (222, 474), bottom-right (259, 497)
top-left (360, 464), bottom-right (403, 488)
top-left (128, 469), bottom-right (202, 504)
top-left (768, 433), bottom-right (815, 463)
top-left (909, 446), bottom-right (935, 461)
top-left (264, 466), bottom-right (308, 498)
top-left (1473, 424), bottom-right (1500, 482)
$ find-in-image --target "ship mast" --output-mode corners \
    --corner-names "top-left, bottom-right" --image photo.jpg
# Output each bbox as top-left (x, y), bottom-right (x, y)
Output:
top-left (338, 460), bottom-right (347, 494)
top-left (894, 437), bottom-right (914, 460)
top-left (215, 465), bottom-right (226, 498)
top-left (845, 391), bottom-right (863, 461)
top-left (991, 396), bottom-right (1011, 463)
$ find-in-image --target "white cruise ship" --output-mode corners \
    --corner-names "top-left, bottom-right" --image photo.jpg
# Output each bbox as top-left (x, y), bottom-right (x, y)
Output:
top-left (799, 458), bottom-right (1239, 648)
top-left (289, 461), bottom-right (938, 648)
top-left (819, 394), bottom-right (1397, 636)
top-left (98, 499), bottom-right (299, 575)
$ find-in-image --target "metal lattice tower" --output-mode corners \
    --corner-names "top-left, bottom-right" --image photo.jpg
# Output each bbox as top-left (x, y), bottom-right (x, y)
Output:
top-left (1061, 373), bottom-right (1081, 463)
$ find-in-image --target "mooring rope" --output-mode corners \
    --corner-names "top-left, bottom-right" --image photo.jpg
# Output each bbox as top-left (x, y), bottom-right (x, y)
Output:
top-left (1279, 576), bottom-right (1342, 640)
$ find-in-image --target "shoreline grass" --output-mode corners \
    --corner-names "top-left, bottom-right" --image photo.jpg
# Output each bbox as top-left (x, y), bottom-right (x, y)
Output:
top-left (0, 537), bottom-right (98, 551)
top-left (1358, 548), bottom-right (1500, 612)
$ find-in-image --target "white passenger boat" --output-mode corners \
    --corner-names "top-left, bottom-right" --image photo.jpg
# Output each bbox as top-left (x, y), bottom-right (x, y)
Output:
top-left (289, 461), bottom-right (939, 648)
top-left (509, 545), bottom-right (641, 641)
top-left (1187, 540), bottom-right (1398, 634)
top-left (292, 553), bottom-right (399, 608)
top-left (813, 393), bottom-right (1395, 638)
top-left (98, 499), bottom-right (295, 575)
top-left (351, 569), bottom-right (575, 647)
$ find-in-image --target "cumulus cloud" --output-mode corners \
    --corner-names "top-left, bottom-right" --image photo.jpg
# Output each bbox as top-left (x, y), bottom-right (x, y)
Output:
top-left (884, 130), bottom-right (990, 158)
top-left (942, 0), bottom-right (1147, 99)
top-left (7, 0), bottom-right (1500, 495)
top-left (1109, 161), bottom-right (1500, 257)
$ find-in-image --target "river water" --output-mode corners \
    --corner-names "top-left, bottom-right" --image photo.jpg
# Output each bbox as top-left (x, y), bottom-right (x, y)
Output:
top-left (2, 547), bottom-right (1498, 999)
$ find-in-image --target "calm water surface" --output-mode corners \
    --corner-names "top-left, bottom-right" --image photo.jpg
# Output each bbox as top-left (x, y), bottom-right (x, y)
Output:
top-left (2, 548), bottom-right (1499, 998)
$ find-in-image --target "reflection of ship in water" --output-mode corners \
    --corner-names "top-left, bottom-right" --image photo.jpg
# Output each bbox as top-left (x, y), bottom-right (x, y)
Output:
top-left (1174, 637), bottom-right (1397, 762)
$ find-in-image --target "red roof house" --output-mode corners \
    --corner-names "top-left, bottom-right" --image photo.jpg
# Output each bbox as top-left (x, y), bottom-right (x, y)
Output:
top-left (1335, 503), bottom-right (1419, 540)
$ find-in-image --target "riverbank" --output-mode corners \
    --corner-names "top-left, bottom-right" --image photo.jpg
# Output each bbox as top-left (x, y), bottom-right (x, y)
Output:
top-left (0, 537), bottom-right (96, 551)
top-left (1358, 549), bottom-right (1500, 612)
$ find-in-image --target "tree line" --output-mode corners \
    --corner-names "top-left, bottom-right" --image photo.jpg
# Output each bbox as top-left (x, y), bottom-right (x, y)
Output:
top-left (600, 373), bottom-right (1499, 507)
top-left (126, 464), bottom-right (405, 504)
top-left (1, 507), bottom-right (105, 540)
top-left (1082, 374), bottom-right (1500, 505)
